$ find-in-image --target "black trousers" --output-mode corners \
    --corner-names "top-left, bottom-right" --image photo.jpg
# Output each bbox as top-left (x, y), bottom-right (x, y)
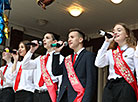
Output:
top-left (60, 89), bottom-right (68, 102)
top-left (15, 90), bottom-right (33, 102)
top-left (2, 87), bottom-right (15, 102)
top-left (33, 90), bottom-right (52, 102)
top-left (102, 78), bottom-right (137, 102)
top-left (0, 89), bottom-right (2, 102)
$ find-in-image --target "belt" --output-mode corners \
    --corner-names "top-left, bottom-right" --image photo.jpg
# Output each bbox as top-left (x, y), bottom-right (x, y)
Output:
top-left (2, 87), bottom-right (13, 90)
top-left (107, 78), bottom-right (126, 89)
top-left (35, 89), bottom-right (48, 93)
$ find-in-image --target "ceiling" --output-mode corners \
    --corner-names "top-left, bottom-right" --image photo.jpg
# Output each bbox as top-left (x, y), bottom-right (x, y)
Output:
top-left (7, 0), bottom-right (138, 39)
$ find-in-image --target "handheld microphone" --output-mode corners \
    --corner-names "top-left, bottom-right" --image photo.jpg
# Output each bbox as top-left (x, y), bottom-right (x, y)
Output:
top-left (51, 41), bottom-right (68, 48)
top-left (26, 41), bottom-right (42, 46)
top-left (99, 30), bottom-right (113, 39)
top-left (10, 50), bottom-right (17, 54)
top-left (4, 49), bottom-right (17, 54)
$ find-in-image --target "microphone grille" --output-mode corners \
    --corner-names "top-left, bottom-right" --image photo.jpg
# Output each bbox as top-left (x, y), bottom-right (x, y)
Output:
top-left (99, 30), bottom-right (105, 36)
top-left (38, 41), bottom-right (43, 46)
top-left (64, 41), bottom-right (68, 46)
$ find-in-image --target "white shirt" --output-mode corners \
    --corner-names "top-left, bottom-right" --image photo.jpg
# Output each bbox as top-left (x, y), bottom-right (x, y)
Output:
top-left (22, 50), bottom-right (64, 91)
top-left (95, 41), bottom-right (138, 82)
top-left (74, 47), bottom-right (85, 60)
top-left (0, 62), bottom-right (13, 88)
top-left (10, 61), bottom-right (35, 93)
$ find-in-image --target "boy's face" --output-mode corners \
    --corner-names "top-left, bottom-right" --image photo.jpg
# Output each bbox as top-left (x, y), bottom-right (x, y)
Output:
top-left (68, 31), bottom-right (83, 50)
top-left (43, 33), bottom-right (56, 49)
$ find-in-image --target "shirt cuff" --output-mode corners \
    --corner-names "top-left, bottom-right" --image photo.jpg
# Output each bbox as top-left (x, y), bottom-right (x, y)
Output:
top-left (54, 52), bottom-right (60, 55)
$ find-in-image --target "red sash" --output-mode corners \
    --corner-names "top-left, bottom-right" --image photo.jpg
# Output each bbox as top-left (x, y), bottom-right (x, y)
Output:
top-left (1, 65), bottom-right (8, 86)
top-left (112, 46), bottom-right (138, 100)
top-left (40, 55), bottom-right (57, 102)
top-left (65, 55), bottom-right (85, 102)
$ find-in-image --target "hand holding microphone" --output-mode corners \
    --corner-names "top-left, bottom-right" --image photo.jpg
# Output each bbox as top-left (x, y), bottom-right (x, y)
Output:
top-left (51, 41), bottom-right (68, 52)
top-left (26, 41), bottom-right (42, 47)
top-left (27, 40), bottom-right (42, 53)
top-left (99, 30), bottom-right (114, 42)
top-left (4, 48), bottom-right (17, 54)
top-left (99, 30), bottom-right (113, 39)
top-left (51, 41), bottom-right (68, 48)
top-left (11, 49), bottom-right (19, 62)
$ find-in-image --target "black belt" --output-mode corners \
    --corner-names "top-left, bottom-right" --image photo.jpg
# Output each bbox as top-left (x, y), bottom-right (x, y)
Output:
top-left (2, 87), bottom-right (13, 90)
top-left (107, 78), bottom-right (126, 89)
top-left (35, 89), bottom-right (48, 93)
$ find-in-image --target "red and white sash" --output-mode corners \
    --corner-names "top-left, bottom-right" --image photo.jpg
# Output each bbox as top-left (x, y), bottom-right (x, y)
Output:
top-left (65, 55), bottom-right (85, 102)
top-left (112, 46), bottom-right (138, 100)
top-left (40, 55), bottom-right (57, 102)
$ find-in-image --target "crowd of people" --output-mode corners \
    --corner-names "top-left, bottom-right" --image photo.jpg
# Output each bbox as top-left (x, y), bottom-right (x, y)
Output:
top-left (0, 22), bottom-right (138, 102)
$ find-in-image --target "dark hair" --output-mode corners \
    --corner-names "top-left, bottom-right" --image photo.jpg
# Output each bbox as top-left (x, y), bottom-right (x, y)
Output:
top-left (45, 32), bottom-right (60, 41)
top-left (68, 28), bottom-right (85, 40)
top-left (2, 46), bottom-right (11, 52)
top-left (2, 46), bottom-right (14, 64)
top-left (18, 40), bottom-right (31, 61)
top-left (109, 23), bottom-right (136, 49)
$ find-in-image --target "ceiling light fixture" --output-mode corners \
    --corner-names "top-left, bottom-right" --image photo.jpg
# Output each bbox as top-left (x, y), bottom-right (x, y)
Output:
top-left (67, 3), bottom-right (84, 17)
top-left (110, 0), bottom-right (123, 4)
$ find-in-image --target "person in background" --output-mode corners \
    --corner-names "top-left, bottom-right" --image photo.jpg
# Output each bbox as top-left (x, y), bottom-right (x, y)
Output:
top-left (21, 32), bottom-right (63, 102)
top-left (95, 23), bottom-right (138, 102)
top-left (52, 28), bottom-right (96, 102)
top-left (11, 40), bottom-right (35, 102)
top-left (0, 46), bottom-right (15, 102)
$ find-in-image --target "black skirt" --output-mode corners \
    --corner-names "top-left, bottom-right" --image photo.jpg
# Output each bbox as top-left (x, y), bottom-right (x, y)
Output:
top-left (102, 78), bottom-right (137, 102)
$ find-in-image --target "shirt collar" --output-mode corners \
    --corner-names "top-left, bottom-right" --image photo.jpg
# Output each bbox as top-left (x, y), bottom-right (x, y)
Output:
top-left (6, 62), bottom-right (12, 68)
top-left (46, 50), bottom-right (55, 56)
top-left (74, 47), bottom-right (85, 55)
top-left (120, 44), bottom-right (128, 51)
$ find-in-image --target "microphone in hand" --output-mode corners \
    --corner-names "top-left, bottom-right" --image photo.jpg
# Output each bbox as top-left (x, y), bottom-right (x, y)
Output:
top-left (26, 41), bottom-right (42, 47)
top-left (99, 30), bottom-right (113, 39)
top-left (4, 48), bottom-right (17, 54)
top-left (51, 41), bottom-right (68, 48)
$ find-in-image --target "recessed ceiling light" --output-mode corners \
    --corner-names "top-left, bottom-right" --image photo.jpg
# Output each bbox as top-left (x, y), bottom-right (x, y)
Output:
top-left (110, 0), bottom-right (123, 4)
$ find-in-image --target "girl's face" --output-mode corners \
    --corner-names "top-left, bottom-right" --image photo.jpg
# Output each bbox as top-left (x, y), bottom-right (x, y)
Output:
top-left (2, 48), bottom-right (11, 61)
top-left (113, 24), bottom-right (128, 44)
top-left (18, 42), bottom-right (27, 57)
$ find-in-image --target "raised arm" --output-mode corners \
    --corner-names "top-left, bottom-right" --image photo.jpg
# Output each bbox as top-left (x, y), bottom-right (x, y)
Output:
top-left (95, 35), bottom-right (114, 68)
top-left (21, 50), bottom-right (38, 70)
top-left (11, 51), bottom-right (19, 73)
top-left (22, 40), bottom-right (40, 70)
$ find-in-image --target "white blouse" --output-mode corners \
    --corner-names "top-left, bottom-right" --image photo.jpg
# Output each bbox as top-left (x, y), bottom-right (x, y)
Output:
top-left (0, 62), bottom-right (13, 88)
top-left (22, 50), bottom-right (63, 91)
top-left (95, 41), bottom-right (138, 82)
top-left (10, 61), bottom-right (35, 93)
